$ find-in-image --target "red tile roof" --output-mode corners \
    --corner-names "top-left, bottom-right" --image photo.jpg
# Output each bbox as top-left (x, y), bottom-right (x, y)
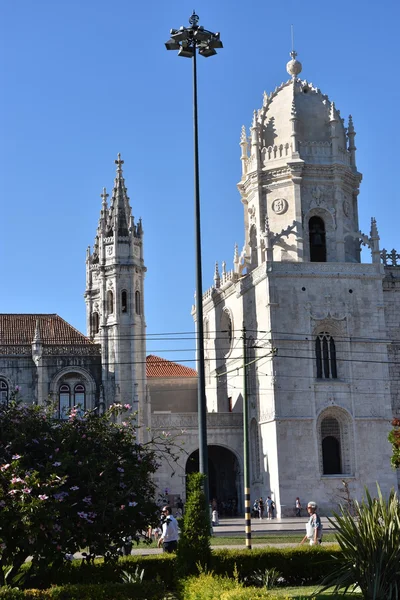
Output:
top-left (146, 355), bottom-right (197, 378)
top-left (0, 314), bottom-right (93, 346)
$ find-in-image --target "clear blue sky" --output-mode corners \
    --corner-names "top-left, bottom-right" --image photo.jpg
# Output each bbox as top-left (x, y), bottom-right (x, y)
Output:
top-left (1, 0), bottom-right (399, 365)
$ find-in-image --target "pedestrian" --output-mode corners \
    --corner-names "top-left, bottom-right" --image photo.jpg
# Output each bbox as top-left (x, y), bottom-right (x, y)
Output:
top-left (266, 496), bottom-right (273, 519)
top-left (253, 498), bottom-right (259, 518)
top-left (295, 497), bottom-right (302, 517)
top-left (212, 508), bottom-right (219, 526)
top-left (300, 501), bottom-right (323, 546)
top-left (270, 498), bottom-right (275, 519)
top-left (258, 497), bottom-right (264, 519)
top-left (157, 505), bottom-right (179, 553)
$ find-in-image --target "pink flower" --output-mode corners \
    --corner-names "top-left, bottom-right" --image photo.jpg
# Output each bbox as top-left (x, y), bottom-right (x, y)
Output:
top-left (0, 464), bottom-right (10, 471)
top-left (8, 490), bottom-right (18, 495)
top-left (11, 477), bottom-right (24, 484)
top-left (123, 404), bottom-right (131, 409)
top-left (22, 487), bottom-right (32, 494)
top-left (12, 454), bottom-right (21, 460)
top-left (38, 494), bottom-right (48, 500)
top-left (120, 505), bottom-right (125, 510)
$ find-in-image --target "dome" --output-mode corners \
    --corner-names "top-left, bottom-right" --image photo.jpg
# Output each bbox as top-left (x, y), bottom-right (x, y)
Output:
top-left (258, 62), bottom-right (347, 160)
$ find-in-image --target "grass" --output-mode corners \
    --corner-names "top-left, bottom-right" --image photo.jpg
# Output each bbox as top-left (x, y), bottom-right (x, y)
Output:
top-left (266, 586), bottom-right (362, 598)
top-left (138, 533), bottom-right (337, 548)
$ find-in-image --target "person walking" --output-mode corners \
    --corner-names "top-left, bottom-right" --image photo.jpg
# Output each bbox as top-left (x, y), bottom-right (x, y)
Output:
top-left (157, 505), bottom-right (179, 553)
top-left (295, 497), bottom-right (302, 517)
top-left (258, 497), bottom-right (264, 519)
top-left (300, 501), bottom-right (323, 546)
top-left (266, 496), bottom-right (273, 519)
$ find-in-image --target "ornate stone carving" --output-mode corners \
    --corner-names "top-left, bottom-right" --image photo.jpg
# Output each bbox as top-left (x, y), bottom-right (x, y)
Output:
top-left (271, 198), bottom-right (288, 214)
top-left (343, 199), bottom-right (350, 217)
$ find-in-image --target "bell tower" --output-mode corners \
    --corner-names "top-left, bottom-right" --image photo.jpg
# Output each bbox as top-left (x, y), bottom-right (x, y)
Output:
top-left (237, 51), bottom-right (364, 267)
top-left (85, 155), bottom-right (148, 425)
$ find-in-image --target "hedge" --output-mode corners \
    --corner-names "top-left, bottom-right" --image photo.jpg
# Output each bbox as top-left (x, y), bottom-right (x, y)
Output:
top-left (20, 545), bottom-right (340, 590)
top-left (0, 582), bottom-right (167, 600)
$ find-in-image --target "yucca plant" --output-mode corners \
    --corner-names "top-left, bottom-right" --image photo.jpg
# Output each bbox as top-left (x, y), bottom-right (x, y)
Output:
top-left (320, 485), bottom-right (400, 599)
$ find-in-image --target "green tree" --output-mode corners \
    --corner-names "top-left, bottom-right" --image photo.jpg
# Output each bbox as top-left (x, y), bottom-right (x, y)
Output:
top-left (176, 472), bottom-right (211, 575)
top-left (0, 400), bottom-right (179, 586)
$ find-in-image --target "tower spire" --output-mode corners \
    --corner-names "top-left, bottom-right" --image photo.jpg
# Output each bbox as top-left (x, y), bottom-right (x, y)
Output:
top-left (107, 153), bottom-right (132, 237)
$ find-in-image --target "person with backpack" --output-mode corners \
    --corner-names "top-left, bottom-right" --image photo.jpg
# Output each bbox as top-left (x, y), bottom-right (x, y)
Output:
top-left (300, 501), bottom-right (323, 545)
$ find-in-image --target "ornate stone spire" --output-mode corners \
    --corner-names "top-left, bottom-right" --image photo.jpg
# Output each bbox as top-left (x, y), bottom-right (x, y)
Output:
top-left (329, 102), bottom-right (339, 156)
top-left (370, 217), bottom-right (380, 264)
top-left (214, 261), bottom-right (220, 288)
top-left (240, 125), bottom-right (248, 176)
top-left (107, 154), bottom-right (132, 237)
top-left (347, 115), bottom-right (357, 168)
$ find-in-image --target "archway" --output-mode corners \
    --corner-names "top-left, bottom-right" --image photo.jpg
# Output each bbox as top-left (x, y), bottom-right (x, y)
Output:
top-left (185, 445), bottom-right (240, 516)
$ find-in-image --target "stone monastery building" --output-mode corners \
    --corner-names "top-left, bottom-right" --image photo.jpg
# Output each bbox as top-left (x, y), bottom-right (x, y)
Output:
top-left (1, 52), bottom-right (400, 514)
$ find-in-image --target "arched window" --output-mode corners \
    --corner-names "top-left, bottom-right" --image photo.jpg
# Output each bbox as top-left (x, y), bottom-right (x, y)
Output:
top-left (74, 384), bottom-right (85, 409)
top-left (309, 216), bottom-right (326, 262)
top-left (219, 310), bottom-right (233, 358)
top-left (316, 333), bottom-right (337, 379)
top-left (121, 290), bottom-right (128, 313)
top-left (321, 417), bottom-right (342, 474)
top-left (0, 379), bottom-right (8, 406)
top-left (107, 290), bottom-right (114, 314)
top-left (92, 312), bottom-right (99, 335)
top-left (59, 384), bottom-right (70, 419)
top-left (135, 290), bottom-right (141, 315)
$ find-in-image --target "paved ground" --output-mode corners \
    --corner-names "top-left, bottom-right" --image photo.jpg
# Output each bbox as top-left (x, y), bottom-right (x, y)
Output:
top-left (127, 516), bottom-right (335, 556)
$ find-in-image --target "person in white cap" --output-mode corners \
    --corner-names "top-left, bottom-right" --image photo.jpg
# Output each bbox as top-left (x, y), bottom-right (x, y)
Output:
top-left (300, 501), bottom-right (323, 545)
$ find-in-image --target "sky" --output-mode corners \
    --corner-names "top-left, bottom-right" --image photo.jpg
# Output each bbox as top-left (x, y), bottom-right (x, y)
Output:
top-left (1, 0), bottom-right (399, 366)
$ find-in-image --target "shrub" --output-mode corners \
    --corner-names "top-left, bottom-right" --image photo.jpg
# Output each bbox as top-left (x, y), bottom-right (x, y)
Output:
top-left (0, 582), bottom-right (165, 600)
top-left (176, 473), bottom-right (211, 575)
top-left (320, 485), bottom-right (400, 599)
top-left (0, 401), bottom-right (181, 586)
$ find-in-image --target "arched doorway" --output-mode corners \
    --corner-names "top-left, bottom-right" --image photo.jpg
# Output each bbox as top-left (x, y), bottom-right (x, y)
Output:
top-left (186, 445), bottom-right (241, 516)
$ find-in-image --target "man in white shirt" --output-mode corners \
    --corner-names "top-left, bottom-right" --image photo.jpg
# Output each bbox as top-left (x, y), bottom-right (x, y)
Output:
top-left (157, 505), bottom-right (179, 553)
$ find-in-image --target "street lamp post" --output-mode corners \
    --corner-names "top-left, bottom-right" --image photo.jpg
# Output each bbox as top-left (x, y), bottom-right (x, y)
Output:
top-left (165, 12), bottom-right (223, 504)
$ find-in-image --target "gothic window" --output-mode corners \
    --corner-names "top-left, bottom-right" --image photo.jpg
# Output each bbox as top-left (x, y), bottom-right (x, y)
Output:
top-left (74, 384), bottom-right (86, 415)
top-left (309, 216), bottom-right (327, 262)
top-left (107, 290), bottom-right (114, 314)
top-left (0, 379), bottom-right (8, 406)
top-left (59, 384), bottom-right (70, 419)
top-left (316, 333), bottom-right (337, 379)
top-left (250, 418), bottom-right (261, 481)
top-left (321, 417), bottom-right (342, 474)
top-left (219, 310), bottom-right (233, 358)
top-left (92, 312), bottom-right (99, 334)
top-left (121, 290), bottom-right (128, 313)
top-left (135, 291), bottom-right (141, 315)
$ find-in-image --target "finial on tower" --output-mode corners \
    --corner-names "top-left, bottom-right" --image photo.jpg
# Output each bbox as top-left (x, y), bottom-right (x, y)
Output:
top-left (101, 187), bottom-right (109, 208)
top-left (115, 153), bottom-right (124, 173)
top-left (329, 101), bottom-right (337, 122)
top-left (286, 25), bottom-right (302, 77)
top-left (240, 125), bottom-right (247, 144)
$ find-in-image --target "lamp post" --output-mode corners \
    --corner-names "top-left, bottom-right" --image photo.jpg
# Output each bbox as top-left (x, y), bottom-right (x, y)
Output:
top-left (165, 12), bottom-right (223, 503)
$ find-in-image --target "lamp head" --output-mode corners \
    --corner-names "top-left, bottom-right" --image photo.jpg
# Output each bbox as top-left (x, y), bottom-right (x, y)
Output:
top-left (178, 44), bottom-right (194, 58)
top-left (199, 45), bottom-right (217, 58)
top-left (165, 38), bottom-right (181, 51)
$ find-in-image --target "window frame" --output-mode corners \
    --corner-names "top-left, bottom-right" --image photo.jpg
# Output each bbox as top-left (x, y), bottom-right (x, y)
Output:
top-left (0, 379), bottom-right (8, 406)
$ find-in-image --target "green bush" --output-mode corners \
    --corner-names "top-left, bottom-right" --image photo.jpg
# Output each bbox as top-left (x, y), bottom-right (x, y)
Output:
top-left (19, 545), bottom-right (340, 591)
top-left (0, 582), bottom-right (165, 600)
top-left (210, 546), bottom-right (341, 585)
top-left (176, 473), bottom-right (211, 576)
top-left (321, 485), bottom-right (400, 599)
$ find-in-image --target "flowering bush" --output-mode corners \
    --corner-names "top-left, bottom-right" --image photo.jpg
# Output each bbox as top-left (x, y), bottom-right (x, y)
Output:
top-left (388, 418), bottom-right (400, 468)
top-left (0, 401), bottom-right (173, 585)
